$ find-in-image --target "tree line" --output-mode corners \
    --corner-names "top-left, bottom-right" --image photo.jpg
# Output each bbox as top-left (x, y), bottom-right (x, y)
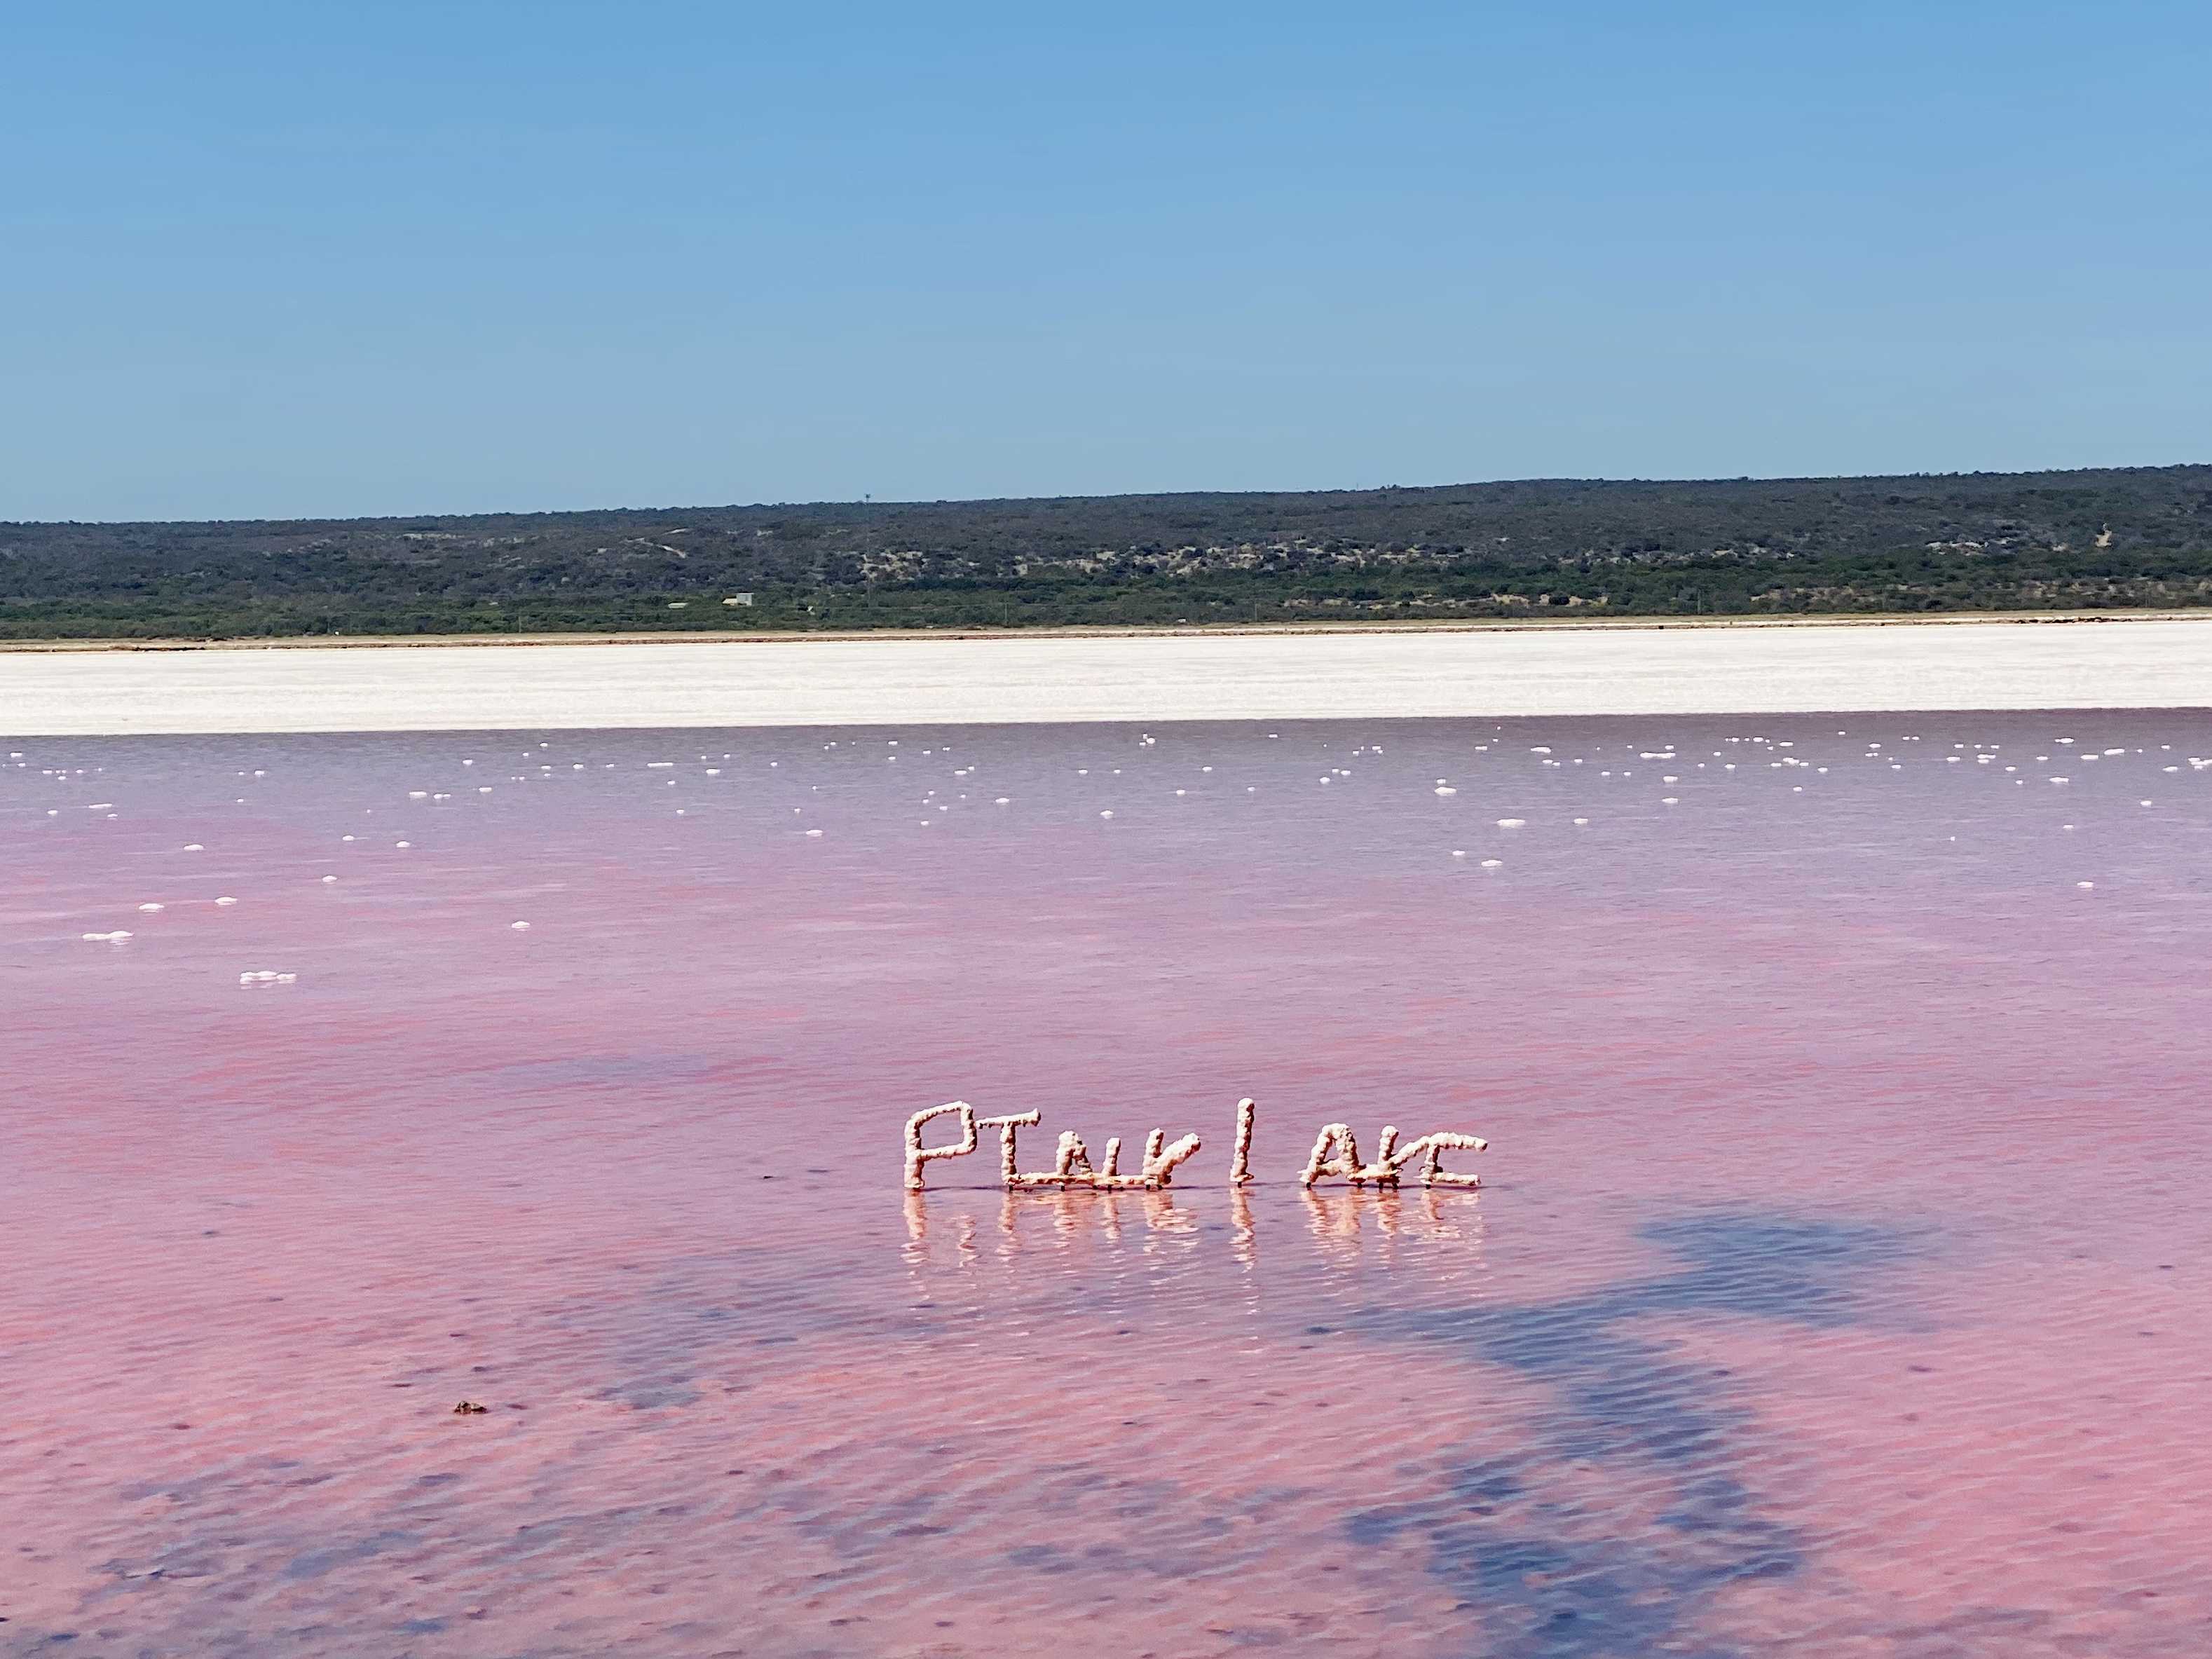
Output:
top-left (4, 464), bottom-right (2209, 639)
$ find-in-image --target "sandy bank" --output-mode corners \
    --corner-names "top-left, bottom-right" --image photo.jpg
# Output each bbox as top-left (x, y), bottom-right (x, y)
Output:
top-left (4, 615), bottom-right (2209, 735)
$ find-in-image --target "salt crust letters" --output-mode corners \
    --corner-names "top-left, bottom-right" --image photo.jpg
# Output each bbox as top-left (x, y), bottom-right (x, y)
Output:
top-left (901, 1097), bottom-right (1482, 1190)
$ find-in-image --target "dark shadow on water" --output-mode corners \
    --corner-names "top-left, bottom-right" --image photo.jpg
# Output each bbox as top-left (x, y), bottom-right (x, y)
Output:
top-left (1344, 1211), bottom-right (1921, 1659)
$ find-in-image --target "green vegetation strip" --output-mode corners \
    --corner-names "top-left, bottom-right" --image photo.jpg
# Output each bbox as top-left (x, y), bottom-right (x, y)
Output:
top-left (6, 465), bottom-right (2209, 640)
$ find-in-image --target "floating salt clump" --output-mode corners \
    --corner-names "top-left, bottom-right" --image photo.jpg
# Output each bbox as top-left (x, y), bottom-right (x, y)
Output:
top-left (2077, 881), bottom-right (2095, 890)
top-left (138, 903), bottom-right (163, 913)
top-left (805, 828), bottom-right (823, 837)
top-left (409, 791), bottom-right (428, 800)
top-left (239, 969), bottom-right (296, 985)
top-left (2141, 800), bottom-right (2153, 807)
top-left (1452, 849), bottom-right (1467, 858)
top-left (182, 843), bottom-right (203, 852)
top-left (321, 875), bottom-right (338, 884)
top-left (88, 803), bottom-right (114, 811)
top-left (395, 840), bottom-right (412, 847)
top-left (1662, 776), bottom-right (1679, 784)
top-left (83, 931), bottom-right (132, 943)
top-left (1435, 786), bottom-right (1457, 796)
top-left (1099, 810), bottom-right (1114, 819)
top-left (510, 921), bottom-right (531, 931)
top-left (1495, 818), bottom-right (1525, 828)
top-left (1480, 859), bottom-right (1503, 868)
top-left (1572, 817), bottom-right (1590, 826)
top-left (215, 896), bottom-right (237, 906)
top-left (1662, 797), bottom-right (1680, 805)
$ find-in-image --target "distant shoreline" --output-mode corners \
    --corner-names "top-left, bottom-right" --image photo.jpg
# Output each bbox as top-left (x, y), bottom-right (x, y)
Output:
top-left (2, 607), bottom-right (2203, 655)
top-left (6, 613), bottom-right (2210, 737)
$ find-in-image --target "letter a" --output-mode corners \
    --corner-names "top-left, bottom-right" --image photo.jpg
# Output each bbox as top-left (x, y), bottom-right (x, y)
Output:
top-left (1299, 1123), bottom-right (1361, 1187)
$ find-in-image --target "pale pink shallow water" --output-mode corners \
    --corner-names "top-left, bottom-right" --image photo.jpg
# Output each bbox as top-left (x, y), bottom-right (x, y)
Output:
top-left (6, 715), bottom-right (2212, 1658)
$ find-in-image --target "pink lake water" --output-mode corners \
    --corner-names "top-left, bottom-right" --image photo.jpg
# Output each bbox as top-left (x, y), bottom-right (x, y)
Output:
top-left (6, 715), bottom-right (2211, 1658)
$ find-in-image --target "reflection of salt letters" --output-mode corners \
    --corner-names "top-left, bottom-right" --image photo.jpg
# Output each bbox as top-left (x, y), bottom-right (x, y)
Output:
top-left (903, 1100), bottom-right (978, 1190)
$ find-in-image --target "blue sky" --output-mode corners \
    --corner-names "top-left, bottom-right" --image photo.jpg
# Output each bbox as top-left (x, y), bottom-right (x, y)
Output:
top-left (5, 1), bottom-right (2207, 521)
